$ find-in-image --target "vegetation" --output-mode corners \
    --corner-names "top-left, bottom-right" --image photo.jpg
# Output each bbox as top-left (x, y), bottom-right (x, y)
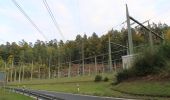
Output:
top-left (116, 42), bottom-right (170, 82)
top-left (23, 82), bottom-right (122, 97)
top-left (112, 81), bottom-right (170, 97)
top-left (103, 77), bottom-right (109, 82)
top-left (9, 73), bottom-right (114, 85)
top-left (0, 23), bottom-right (168, 80)
top-left (0, 89), bottom-right (33, 100)
top-left (9, 72), bottom-right (170, 99)
top-left (94, 75), bottom-right (102, 82)
top-left (9, 73), bottom-right (121, 97)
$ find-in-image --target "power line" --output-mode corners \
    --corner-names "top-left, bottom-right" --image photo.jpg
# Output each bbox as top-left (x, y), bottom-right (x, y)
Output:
top-left (43, 0), bottom-right (65, 40)
top-left (11, 0), bottom-right (48, 41)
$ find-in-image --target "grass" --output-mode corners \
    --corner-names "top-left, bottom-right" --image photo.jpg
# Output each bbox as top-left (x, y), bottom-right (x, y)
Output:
top-left (8, 72), bottom-right (170, 99)
top-left (9, 73), bottom-right (126, 98)
top-left (9, 73), bottom-right (115, 85)
top-left (112, 80), bottom-right (170, 97)
top-left (25, 81), bottom-right (124, 97)
top-left (0, 88), bottom-right (33, 100)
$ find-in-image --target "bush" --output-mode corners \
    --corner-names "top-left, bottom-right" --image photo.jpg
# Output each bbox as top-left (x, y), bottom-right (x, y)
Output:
top-left (159, 42), bottom-right (170, 60)
top-left (103, 77), bottom-right (109, 82)
top-left (133, 49), bottom-right (165, 76)
top-left (94, 75), bottom-right (102, 82)
top-left (116, 69), bottom-right (134, 83)
top-left (116, 43), bottom-right (170, 83)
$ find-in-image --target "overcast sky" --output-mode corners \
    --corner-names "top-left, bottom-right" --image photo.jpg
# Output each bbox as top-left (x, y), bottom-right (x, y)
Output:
top-left (0, 0), bottom-right (170, 44)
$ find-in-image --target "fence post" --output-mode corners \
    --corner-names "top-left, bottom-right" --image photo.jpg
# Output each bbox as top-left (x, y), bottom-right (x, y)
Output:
top-left (38, 65), bottom-right (41, 79)
top-left (10, 61), bottom-right (14, 82)
top-left (57, 65), bottom-right (60, 78)
top-left (102, 60), bottom-right (105, 73)
top-left (6, 70), bottom-right (9, 83)
top-left (22, 64), bottom-right (25, 81)
top-left (88, 64), bottom-right (90, 76)
top-left (31, 60), bottom-right (33, 80)
top-left (95, 56), bottom-right (97, 74)
top-left (114, 60), bottom-right (117, 72)
top-left (77, 64), bottom-right (80, 76)
top-left (68, 62), bottom-right (71, 77)
top-left (14, 68), bottom-right (16, 82)
top-left (18, 64), bottom-right (21, 83)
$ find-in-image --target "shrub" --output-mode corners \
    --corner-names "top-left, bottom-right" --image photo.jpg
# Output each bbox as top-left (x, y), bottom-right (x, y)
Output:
top-left (94, 75), bottom-right (102, 82)
top-left (159, 42), bottom-right (170, 60)
top-left (132, 49), bottom-right (165, 76)
top-left (116, 43), bottom-right (170, 83)
top-left (116, 69), bottom-right (134, 83)
top-left (103, 77), bottom-right (109, 82)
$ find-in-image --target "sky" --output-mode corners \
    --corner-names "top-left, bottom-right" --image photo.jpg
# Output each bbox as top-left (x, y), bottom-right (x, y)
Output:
top-left (0, 0), bottom-right (170, 44)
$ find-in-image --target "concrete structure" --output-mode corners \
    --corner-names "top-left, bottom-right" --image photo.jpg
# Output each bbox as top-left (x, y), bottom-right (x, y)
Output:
top-left (122, 55), bottom-right (136, 69)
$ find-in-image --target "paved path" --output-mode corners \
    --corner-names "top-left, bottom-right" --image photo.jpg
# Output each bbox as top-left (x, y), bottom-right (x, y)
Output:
top-left (29, 89), bottom-right (134, 100)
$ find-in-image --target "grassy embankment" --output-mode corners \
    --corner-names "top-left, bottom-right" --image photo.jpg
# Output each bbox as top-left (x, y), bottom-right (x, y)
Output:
top-left (9, 73), bottom-right (129, 98)
top-left (8, 72), bottom-right (170, 99)
top-left (0, 88), bottom-right (33, 100)
top-left (8, 42), bottom-right (170, 99)
top-left (112, 80), bottom-right (170, 97)
top-left (113, 42), bottom-right (170, 98)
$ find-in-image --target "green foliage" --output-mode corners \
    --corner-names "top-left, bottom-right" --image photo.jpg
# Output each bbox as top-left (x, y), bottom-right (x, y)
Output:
top-left (94, 75), bottom-right (102, 82)
top-left (159, 42), bottom-right (170, 60)
top-left (116, 42), bottom-right (170, 83)
top-left (116, 69), bottom-right (134, 83)
top-left (103, 77), bottom-right (109, 82)
top-left (113, 81), bottom-right (170, 97)
top-left (133, 49), bottom-right (165, 76)
top-left (0, 89), bottom-right (33, 100)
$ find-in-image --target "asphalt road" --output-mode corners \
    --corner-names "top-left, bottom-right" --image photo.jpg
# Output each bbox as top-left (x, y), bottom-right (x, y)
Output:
top-left (28, 89), bottom-right (134, 100)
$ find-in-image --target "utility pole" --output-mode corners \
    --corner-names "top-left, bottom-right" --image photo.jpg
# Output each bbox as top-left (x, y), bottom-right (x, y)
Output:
top-left (4, 62), bottom-right (7, 83)
top-left (57, 52), bottom-right (60, 78)
top-left (82, 40), bottom-right (85, 75)
top-left (48, 57), bottom-right (51, 79)
top-left (148, 21), bottom-right (153, 50)
top-left (108, 35), bottom-right (113, 72)
top-left (126, 4), bottom-right (134, 55)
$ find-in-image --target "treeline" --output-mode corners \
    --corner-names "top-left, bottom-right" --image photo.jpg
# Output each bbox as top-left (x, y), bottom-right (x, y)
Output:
top-left (0, 23), bottom-right (169, 70)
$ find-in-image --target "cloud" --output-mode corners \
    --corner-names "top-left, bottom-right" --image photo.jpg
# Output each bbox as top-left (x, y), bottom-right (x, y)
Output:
top-left (0, 0), bottom-right (169, 44)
